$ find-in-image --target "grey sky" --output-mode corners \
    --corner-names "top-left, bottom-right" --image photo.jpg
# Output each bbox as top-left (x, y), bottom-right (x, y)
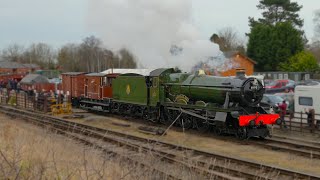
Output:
top-left (0, 0), bottom-right (319, 49)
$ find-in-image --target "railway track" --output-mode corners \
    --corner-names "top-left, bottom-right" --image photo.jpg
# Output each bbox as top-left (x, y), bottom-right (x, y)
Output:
top-left (258, 137), bottom-right (320, 159)
top-left (97, 111), bottom-right (320, 160)
top-left (272, 135), bottom-right (320, 147)
top-left (1, 106), bottom-right (320, 179)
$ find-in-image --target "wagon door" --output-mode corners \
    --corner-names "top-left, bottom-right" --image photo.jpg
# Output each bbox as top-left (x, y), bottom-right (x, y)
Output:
top-left (84, 78), bottom-right (88, 97)
top-left (99, 77), bottom-right (103, 99)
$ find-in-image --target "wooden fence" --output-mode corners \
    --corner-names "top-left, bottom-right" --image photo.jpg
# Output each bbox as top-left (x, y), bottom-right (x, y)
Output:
top-left (0, 89), bottom-right (54, 113)
top-left (277, 112), bottom-right (320, 135)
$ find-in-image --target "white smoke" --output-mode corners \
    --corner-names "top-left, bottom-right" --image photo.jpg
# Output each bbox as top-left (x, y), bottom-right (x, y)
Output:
top-left (87, 0), bottom-right (227, 72)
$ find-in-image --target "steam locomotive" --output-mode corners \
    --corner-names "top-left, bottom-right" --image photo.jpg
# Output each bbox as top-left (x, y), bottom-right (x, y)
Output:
top-left (62, 68), bottom-right (281, 139)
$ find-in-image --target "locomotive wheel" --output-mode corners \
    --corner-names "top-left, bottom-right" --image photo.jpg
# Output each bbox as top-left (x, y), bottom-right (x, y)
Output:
top-left (236, 127), bottom-right (247, 140)
top-left (134, 106), bottom-right (143, 117)
top-left (112, 103), bottom-right (119, 114)
top-left (149, 110), bottom-right (159, 123)
top-left (213, 127), bottom-right (223, 136)
top-left (163, 109), bottom-right (178, 126)
top-left (179, 114), bottom-right (193, 130)
top-left (142, 108), bottom-right (149, 120)
top-left (195, 118), bottom-right (210, 132)
top-left (159, 108), bottom-right (167, 124)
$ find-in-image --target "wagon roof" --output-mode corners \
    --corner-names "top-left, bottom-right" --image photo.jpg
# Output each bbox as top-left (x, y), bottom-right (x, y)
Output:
top-left (150, 68), bottom-right (174, 77)
top-left (85, 73), bottom-right (106, 77)
top-left (101, 69), bottom-right (153, 76)
top-left (20, 74), bottom-right (49, 84)
top-left (61, 72), bottom-right (87, 75)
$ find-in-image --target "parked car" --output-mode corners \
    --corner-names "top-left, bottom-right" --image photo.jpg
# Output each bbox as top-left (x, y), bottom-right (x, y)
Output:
top-left (265, 79), bottom-right (295, 94)
top-left (264, 79), bottom-right (273, 87)
top-left (261, 94), bottom-right (289, 113)
top-left (275, 92), bottom-right (294, 112)
top-left (274, 92), bottom-right (294, 104)
top-left (295, 79), bottom-right (320, 86)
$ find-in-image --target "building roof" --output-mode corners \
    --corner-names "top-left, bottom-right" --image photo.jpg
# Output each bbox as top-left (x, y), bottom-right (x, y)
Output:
top-left (20, 74), bottom-right (49, 84)
top-left (0, 61), bottom-right (40, 69)
top-left (224, 51), bottom-right (257, 65)
top-left (0, 61), bottom-right (24, 68)
top-left (23, 64), bottom-right (39, 68)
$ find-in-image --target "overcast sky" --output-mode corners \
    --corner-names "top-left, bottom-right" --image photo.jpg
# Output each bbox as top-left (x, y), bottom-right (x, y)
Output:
top-left (0, 0), bottom-right (319, 49)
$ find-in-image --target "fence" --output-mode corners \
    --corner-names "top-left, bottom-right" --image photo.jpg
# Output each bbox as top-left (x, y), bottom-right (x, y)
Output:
top-left (254, 71), bottom-right (313, 81)
top-left (0, 89), bottom-right (56, 113)
top-left (278, 112), bottom-right (320, 135)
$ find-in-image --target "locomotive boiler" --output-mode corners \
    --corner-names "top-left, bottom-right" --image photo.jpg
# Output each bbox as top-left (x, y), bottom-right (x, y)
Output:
top-left (165, 70), bottom-right (264, 107)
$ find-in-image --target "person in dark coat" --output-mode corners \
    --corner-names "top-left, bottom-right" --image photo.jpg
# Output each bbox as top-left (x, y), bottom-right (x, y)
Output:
top-left (13, 79), bottom-right (18, 91)
top-left (305, 108), bottom-right (315, 131)
top-left (0, 80), bottom-right (3, 89)
top-left (278, 100), bottom-right (288, 128)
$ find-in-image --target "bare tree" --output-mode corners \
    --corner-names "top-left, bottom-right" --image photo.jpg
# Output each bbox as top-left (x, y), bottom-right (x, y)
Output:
top-left (118, 48), bottom-right (137, 68)
top-left (309, 10), bottom-right (320, 63)
top-left (57, 44), bottom-right (81, 72)
top-left (1, 44), bottom-right (24, 62)
top-left (1, 35), bottom-right (138, 72)
top-left (309, 41), bottom-right (320, 63)
top-left (25, 43), bottom-right (56, 69)
top-left (210, 27), bottom-right (246, 54)
top-left (79, 36), bottom-right (103, 72)
top-left (314, 10), bottom-right (320, 41)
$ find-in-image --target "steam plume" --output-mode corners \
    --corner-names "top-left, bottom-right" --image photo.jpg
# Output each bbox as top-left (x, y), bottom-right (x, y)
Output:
top-left (87, 0), bottom-right (228, 71)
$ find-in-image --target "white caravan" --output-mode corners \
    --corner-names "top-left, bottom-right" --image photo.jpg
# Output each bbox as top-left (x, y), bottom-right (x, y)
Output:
top-left (294, 85), bottom-right (320, 116)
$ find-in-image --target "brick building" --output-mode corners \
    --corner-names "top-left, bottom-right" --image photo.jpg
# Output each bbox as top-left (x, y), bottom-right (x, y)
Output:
top-left (0, 61), bottom-right (40, 75)
top-left (220, 51), bottom-right (257, 76)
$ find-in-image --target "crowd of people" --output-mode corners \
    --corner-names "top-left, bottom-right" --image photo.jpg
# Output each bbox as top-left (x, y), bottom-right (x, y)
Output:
top-left (0, 79), bottom-right (21, 93)
top-left (0, 79), bottom-right (68, 112)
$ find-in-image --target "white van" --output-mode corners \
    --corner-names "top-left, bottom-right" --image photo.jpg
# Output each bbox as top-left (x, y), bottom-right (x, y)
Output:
top-left (294, 85), bottom-right (320, 116)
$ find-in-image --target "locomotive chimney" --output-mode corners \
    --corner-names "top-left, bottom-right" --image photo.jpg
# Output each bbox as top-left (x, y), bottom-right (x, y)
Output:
top-left (236, 68), bottom-right (246, 78)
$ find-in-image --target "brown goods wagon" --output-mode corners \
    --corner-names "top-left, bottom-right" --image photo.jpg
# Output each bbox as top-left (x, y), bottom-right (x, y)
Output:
top-left (35, 83), bottom-right (56, 92)
top-left (20, 84), bottom-right (32, 92)
top-left (61, 72), bottom-right (86, 98)
top-left (20, 83), bottom-right (56, 93)
top-left (84, 73), bottom-right (119, 100)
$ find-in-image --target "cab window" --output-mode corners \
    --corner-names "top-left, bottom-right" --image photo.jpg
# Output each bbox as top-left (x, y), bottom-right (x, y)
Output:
top-left (103, 77), bottom-right (107, 86)
top-left (108, 78), bottom-right (113, 86)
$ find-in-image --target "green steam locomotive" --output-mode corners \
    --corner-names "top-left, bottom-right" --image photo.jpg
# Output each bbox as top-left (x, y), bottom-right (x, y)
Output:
top-left (108, 68), bottom-right (280, 139)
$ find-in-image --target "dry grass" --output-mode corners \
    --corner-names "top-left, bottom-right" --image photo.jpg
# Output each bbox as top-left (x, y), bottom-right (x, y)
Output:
top-left (0, 114), bottom-right (206, 180)
top-left (63, 112), bottom-right (320, 176)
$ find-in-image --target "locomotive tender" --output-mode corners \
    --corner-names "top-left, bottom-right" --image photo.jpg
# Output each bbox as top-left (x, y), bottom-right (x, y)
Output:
top-left (63, 68), bottom-right (281, 139)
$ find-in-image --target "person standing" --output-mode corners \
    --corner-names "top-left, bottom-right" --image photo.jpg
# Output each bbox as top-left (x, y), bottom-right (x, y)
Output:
top-left (305, 108), bottom-right (315, 132)
top-left (278, 100), bottom-right (288, 128)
